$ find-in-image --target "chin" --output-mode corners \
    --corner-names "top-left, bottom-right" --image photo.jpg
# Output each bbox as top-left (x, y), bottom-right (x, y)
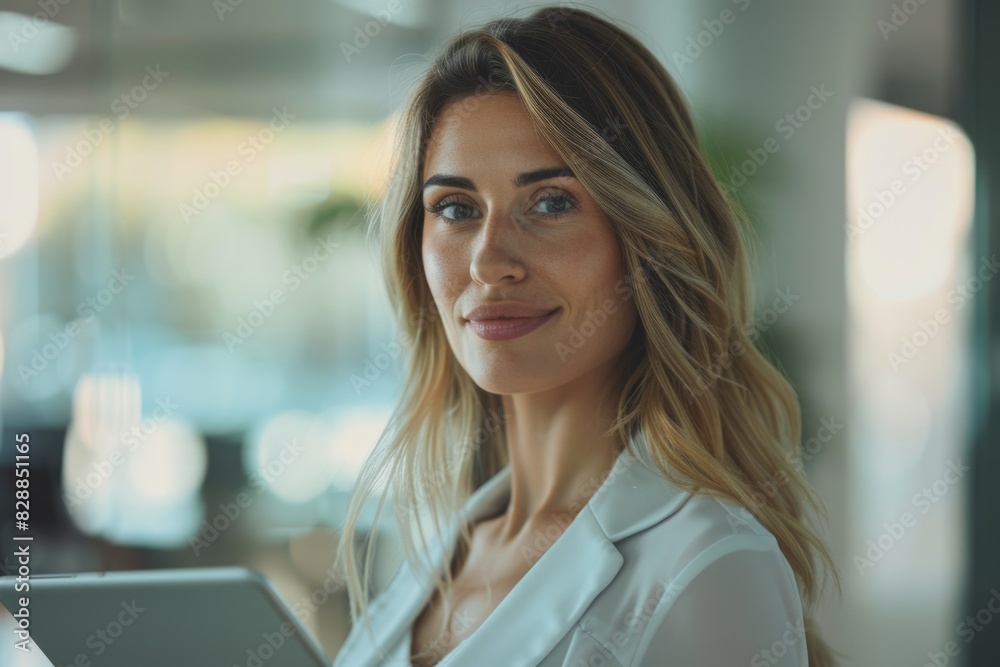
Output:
top-left (462, 359), bottom-right (561, 396)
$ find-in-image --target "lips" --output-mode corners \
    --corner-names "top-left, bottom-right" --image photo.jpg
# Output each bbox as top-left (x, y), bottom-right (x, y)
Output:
top-left (464, 303), bottom-right (560, 341)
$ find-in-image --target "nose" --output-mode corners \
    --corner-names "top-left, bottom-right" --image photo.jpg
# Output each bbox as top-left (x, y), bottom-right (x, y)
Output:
top-left (469, 210), bottom-right (526, 286)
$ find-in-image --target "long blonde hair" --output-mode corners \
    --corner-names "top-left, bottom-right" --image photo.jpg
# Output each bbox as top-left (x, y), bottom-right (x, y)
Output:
top-left (336, 5), bottom-right (842, 665)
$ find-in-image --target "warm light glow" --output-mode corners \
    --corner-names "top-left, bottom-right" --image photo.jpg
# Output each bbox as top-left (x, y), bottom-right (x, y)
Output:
top-left (125, 418), bottom-right (207, 504)
top-left (846, 99), bottom-right (974, 304)
top-left (72, 371), bottom-right (142, 453)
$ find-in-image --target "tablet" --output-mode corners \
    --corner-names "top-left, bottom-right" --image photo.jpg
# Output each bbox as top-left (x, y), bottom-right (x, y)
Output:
top-left (0, 566), bottom-right (331, 667)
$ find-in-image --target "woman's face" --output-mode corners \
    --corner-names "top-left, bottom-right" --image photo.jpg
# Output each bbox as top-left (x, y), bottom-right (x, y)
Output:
top-left (420, 92), bottom-right (638, 395)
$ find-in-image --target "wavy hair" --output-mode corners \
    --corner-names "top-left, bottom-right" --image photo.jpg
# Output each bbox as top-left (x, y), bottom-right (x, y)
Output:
top-left (335, 5), bottom-right (843, 665)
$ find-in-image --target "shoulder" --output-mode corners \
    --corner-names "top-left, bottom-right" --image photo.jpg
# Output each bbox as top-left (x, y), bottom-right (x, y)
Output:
top-left (614, 490), bottom-right (801, 608)
top-left (579, 492), bottom-right (807, 666)
top-left (617, 494), bottom-right (805, 667)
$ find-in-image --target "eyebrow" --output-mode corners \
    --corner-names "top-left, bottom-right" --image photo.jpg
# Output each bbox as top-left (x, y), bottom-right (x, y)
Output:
top-left (421, 167), bottom-right (575, 191)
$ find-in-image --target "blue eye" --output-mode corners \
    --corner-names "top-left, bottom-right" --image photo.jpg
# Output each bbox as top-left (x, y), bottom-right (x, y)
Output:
top-left (532, 194), bottom-right (577, 217)
top-left (426, 197), bottom-right (481, 223)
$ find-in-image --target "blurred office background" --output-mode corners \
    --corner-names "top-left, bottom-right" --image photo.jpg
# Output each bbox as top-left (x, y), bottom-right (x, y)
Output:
top-left (0, 0), bottom-right (997, 665)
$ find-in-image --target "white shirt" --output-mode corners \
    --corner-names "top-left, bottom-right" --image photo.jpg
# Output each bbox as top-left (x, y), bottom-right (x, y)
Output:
top-left (332, 443), bottom-right (807, 666)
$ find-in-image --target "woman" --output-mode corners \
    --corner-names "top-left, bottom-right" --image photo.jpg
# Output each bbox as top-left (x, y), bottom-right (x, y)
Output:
top-left (333, 6), bottom-right (841, 666)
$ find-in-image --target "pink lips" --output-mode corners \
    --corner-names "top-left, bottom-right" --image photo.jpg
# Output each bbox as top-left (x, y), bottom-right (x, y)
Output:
top-left (464, 303), bottom-right (560, 341)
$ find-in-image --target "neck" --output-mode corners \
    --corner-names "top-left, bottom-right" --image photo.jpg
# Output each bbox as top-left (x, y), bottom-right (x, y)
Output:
top-left (494, 358), bottom-right (627, 544)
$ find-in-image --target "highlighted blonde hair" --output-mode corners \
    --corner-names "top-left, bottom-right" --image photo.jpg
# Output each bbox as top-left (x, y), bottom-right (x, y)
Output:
top-left (336, 5), bottom-right (842, 665)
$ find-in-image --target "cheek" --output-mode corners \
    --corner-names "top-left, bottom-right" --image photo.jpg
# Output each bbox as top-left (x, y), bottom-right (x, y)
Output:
top-left (422, 232), bottom-right (465, 303)
top-left (552, 232), bottom-right (635, 342)
top-left (551, 235), bottom-right (625, 300)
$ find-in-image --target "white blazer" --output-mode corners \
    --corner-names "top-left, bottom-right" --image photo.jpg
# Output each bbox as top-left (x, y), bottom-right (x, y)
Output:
top-left (332, 443), bottom-right (807, 666)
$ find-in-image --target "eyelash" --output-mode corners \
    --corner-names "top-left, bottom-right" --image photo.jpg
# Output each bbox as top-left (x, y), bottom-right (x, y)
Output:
top-left (425, 191), bottom-right (580, 224)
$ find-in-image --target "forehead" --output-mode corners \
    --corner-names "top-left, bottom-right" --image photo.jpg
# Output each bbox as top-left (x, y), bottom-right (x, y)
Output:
top-left (422, 92), bottom-right (565, 178)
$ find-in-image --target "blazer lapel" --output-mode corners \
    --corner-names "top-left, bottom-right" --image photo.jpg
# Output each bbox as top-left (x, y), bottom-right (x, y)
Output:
top-left (439, 441), bottom-right (692, 666)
